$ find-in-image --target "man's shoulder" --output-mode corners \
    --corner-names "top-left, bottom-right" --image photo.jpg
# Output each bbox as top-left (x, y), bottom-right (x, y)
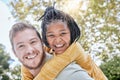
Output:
top-left (55, 62), bottom-right (94, 80)
top-left (45, 52), bottom-right (53, 61)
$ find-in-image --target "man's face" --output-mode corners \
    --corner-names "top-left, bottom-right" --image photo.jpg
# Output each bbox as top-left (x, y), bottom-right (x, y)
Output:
top-left (13, 29), bottom-right (44, 69)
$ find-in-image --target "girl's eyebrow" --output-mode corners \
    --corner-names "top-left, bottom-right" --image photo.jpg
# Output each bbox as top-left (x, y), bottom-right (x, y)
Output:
top-left (46, 32), bottom-right (53, 34)
top-left (60, 29), bottom-right (68, 32)
top-left (47, 29), bottom-right (67, 33)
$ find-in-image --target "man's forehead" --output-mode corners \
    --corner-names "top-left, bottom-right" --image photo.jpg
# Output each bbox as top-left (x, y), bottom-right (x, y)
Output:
top-left (13, 29), bottom-right (39, 43)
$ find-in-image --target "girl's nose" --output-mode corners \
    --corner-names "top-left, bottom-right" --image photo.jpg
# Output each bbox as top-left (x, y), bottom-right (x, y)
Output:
top-left (55, 36), bottom-right (62, 43)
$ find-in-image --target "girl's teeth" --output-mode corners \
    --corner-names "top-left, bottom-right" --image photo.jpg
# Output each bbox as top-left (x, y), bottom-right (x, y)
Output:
top-left (56, 44), bottom-right (63, 47)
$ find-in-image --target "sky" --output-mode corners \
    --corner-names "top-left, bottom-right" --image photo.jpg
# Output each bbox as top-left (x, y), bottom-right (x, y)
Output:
top-left (0, 0), bottom-right (18, 64)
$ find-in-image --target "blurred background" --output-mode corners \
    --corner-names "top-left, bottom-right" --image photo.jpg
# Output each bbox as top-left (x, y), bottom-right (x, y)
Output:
top-left (0, 0), bottom-right (120, 80)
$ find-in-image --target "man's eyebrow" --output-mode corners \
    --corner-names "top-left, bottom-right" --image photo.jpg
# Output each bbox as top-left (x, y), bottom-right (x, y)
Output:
top-left (16, 42), bottom-right (23, 46)
top-left (30, 38), bottom-right (38, 41)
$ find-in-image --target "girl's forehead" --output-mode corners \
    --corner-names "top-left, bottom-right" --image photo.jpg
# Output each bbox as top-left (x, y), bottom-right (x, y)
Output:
top-left (49, 20), bottom-right (67, 25)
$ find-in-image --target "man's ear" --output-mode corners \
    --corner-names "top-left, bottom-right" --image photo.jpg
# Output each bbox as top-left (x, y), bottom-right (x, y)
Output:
top-left (12, 47), bottom-right (17, 58)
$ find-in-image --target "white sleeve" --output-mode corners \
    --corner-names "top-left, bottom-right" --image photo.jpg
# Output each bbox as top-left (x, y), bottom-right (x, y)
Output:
top-left (55, 62), bottom-right (94, 80)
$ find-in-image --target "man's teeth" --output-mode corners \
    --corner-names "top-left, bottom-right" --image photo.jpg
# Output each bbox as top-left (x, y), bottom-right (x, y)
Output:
top-left (27, 54), bottom-right (37, 59)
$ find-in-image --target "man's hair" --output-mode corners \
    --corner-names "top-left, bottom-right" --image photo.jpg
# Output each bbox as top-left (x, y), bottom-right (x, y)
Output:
top-left (39, 7), bottom-right (81, 47)
top-left (9, 22), bottom-right (41, 48)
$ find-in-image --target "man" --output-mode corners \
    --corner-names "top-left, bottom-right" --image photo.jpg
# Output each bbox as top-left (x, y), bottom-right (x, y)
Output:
top-left (9, 22), bottom-right (94, 80)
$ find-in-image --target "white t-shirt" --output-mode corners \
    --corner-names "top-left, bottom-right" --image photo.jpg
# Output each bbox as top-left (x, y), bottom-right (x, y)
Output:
top-left (55, 62), bottom-right (94, 80)
top-left (45, 53), bottom-right (94, 80)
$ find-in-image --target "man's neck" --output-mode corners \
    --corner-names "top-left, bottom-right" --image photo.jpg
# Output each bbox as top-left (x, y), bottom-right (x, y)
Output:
top-left (29, 66), bottom-right (41, 77)
top-left (29, 53), bottom-right (46, 77)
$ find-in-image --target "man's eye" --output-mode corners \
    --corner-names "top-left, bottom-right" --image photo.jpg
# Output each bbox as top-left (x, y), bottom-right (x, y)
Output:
top-left (31, 41), bottom-right (36, 44)
top-left (18, 45), bottom-right (24, 48)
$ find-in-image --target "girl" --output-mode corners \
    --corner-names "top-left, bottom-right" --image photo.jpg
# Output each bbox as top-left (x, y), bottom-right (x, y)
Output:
top-left (22, 7), bottom-right (107, 80)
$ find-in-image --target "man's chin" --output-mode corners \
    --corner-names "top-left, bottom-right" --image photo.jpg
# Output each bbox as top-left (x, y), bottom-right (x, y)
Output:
top-left (23, 64), bottom-right (40, 70)
top-left (23, 61), bottom-right (42, 69)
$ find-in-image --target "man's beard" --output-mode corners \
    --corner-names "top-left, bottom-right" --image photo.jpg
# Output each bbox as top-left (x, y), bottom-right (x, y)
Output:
top-left (23, 52), bottom-right (45, 70)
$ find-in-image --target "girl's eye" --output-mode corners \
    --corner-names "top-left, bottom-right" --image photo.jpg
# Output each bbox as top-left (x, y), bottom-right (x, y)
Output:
top-left (60, 32), bottom-right (67, 36)
top-left (47, 34), bottom-right (54, 38)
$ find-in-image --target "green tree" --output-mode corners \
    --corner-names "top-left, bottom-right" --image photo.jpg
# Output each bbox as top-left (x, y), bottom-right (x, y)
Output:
top-left (9, 0), bottom-right (120, 62)
top-left (78, 0), bottom-right (120, 62)
top-left (0, 44), bottom-right (10, 80)
top-left (7, 0), bottom-right (120, 79)
top-left (0, 43), bottom-right (21, 80)
top-left (10, 65), bottom-right (21, 80)
top-left (100, 55), bottom-right (120, 80)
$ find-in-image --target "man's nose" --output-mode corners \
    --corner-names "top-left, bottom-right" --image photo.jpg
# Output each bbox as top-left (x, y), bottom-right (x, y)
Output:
top-left (26, 45), bottom-right (34, 54)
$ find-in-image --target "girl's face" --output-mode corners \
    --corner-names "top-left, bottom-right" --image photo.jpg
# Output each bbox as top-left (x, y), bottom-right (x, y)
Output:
top-left (46, 21), bottom-right (70, 55)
